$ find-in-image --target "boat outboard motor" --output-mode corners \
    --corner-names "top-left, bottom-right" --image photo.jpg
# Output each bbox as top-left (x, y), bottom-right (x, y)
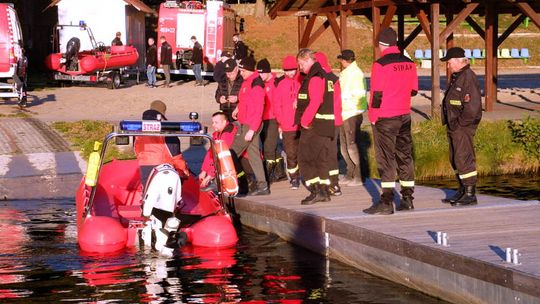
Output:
top-left (65, 37), bottom-right (80, 71)
top-left (141, 163), bottom-right (183, 256)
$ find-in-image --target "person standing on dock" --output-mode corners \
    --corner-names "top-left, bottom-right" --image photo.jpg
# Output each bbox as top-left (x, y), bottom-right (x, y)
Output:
top-left (190, 35), bottom-right (204, 86)
top-left (145, 37), bottom-right (157, 88)
top-left (337, 49), bottom-right (367, 187)
top-left (215, 59), bottom-right (243, 122)
top-left (274, 55), bottom-right (301, 190)
top-left (440, 47), bottom-right (483, 206)
top-left (231, 57), bottom-right (270, 195)
top-left (363, 27), bottom-right (418, 215)
top-left (296, 48), bottom-right (336, 205)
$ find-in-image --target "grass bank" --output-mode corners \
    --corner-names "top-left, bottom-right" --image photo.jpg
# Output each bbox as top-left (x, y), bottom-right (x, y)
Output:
top-left (52, 118), bottom-right (540, 179)
top-left (363, 117), bottom-right (540, 180)
top-left (52, 120), bottom-right (134, 162)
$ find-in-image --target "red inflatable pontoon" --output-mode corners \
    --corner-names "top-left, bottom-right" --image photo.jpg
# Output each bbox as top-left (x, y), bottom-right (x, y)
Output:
top-left (76, 120), bottom-right (239, 254)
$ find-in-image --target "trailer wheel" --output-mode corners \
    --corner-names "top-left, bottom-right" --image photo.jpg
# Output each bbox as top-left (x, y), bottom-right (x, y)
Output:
top-left (109, 71), bottom-right (121, 89)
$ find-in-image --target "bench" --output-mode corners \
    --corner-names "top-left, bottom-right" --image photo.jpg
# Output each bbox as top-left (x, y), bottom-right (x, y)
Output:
top-left (414, 48), bottom-right (530, 65)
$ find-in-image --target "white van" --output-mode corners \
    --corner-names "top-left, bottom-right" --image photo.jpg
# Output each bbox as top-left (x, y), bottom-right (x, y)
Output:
top-left (0, 3), bottom-right (27, 107)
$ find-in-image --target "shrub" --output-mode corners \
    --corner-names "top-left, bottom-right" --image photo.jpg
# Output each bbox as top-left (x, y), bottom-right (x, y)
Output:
top-left (507, 117), bottom-right (540, 160)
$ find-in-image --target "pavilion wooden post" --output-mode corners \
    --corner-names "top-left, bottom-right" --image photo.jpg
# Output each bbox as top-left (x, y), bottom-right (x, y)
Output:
top-left (431, 2), bottom-right (441, 118)
top-left (485, 1), bottom-right (498, 112)
top-left (372, 0), bottom-right (381, 59)
top-left (340, 0), bottom-right (348, 50)
top-left (298, 17), bottom-right (305, 49)
top-left (397, 13), bottom-right (405, 53)
top-left (445, 9), bottom-right (454, 82)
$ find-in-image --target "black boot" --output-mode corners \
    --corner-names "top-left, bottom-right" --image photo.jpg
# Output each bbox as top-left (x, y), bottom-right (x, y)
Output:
top-left (451, 185), bottom-right (477, 206)
top-left (397, 187), bottom-right (414, 211)
top-left (318, 184), bottom-right (331, 202)
top-left (363, 189), bottom-right (394, 215)
top-left (273, 159), bottom-right (288, 182)
top-left (265, 161), bottom-right (276, 184)
top-left (328, 183), bottom-right (342, 196)
top-left (237, 173), bottom-right (249, 197)
top-left (301, 184), bottom-right (319, 205)
top-left (442, 175), bottom-right (464, 204)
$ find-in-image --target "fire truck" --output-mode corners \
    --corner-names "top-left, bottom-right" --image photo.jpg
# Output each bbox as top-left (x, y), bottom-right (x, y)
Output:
top-left (157, 0), bottom-right (236, 77)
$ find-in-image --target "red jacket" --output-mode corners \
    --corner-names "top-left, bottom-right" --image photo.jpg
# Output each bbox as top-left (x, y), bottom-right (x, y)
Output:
top-left (262, 73), bottom-right (277, 120)
top-left (238, 71), bottom-right (265, 131)
top-left (368, 46), bottom-right (418, 123)
top-left (274, 74), bottom-right (300, 131)
top-left (201, 123), bottom-right (237, 177)
top-left (301, 75), bottom-right (324, 128)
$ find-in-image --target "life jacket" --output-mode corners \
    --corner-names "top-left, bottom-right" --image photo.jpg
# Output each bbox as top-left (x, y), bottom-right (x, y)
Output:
top-left (295, 62), bottom-right (335, 138)
top-left (134, 136), bottom-right (188, 176)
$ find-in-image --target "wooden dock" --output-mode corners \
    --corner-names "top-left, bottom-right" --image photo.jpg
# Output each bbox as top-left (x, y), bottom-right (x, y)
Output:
top-left (230, 179), bottom-right (540, 304)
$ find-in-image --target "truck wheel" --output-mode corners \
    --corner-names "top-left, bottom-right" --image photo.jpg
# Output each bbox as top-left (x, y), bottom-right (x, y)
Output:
top-left (109, 71), bottom-right (121, 89)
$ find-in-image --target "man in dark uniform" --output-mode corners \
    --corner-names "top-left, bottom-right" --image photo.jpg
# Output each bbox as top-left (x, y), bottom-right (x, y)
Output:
top-left (363, 27), bottom-right (418, 215)
top-left (190, 35), bottom-right (204, 86)
top-left (145, 37), bottom-right (157, 88)
top-left (111, 32), bottom-right (123, 46)
top-left (160, 36), bottom-right (173, 88)
top-left (440, 47), bottom-right (483, 206)
top-left (296, 48), bottom-right (336, 205)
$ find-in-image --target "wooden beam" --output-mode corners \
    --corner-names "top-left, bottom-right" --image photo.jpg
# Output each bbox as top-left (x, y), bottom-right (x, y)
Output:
top-left (269, 0), bottom-right (294, 19)
top-left (416, 8), bottom-right (432, 45)
top-left (497, 14), bottom-right (526, 47)
top-left (397, 13), bottom-right (405, 51)
top-left (402, 24), bottom-right (422, 49)
top-left (445, 10), bottom-right (454, 83)
top-left (307, 19), bottom-right (331, 47)
top-left (465, 16), bottom-right (485, 40)
top-left (485, 1), bottom-right (498, 112)
top-left (431, 2), bottom-right (441, 118)
top-left (300, 15), bottom-right (317, 48)
top-left (326, 12), bottom-right (343, 48)
top-left (381, 5), bottom-right (397, 28)
top-left (298, 17), bottom-right (305, 48)
top-left (439, 3), bottom-right (479, 43)
top-left (515, 2), bottom-right (540, 29)
top-left (372, 1), bottom-right (381, 59)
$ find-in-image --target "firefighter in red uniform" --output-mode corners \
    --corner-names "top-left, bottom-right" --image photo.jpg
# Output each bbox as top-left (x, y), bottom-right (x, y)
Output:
top-left (274, 55), bottom-right (301, 190)
top-left (134, 100), bottom-right (189, 186)
top-left (315, 51), bottom-right (343, 196)
top-left (257, 58), bottom-right (287, 184)
top-left (363, 27), bottom-right (418, 215)
top-left (440, 47), bottom-right (482, 206)
top-left (231, 57), bottom-right (269, 195)
top-left (296, 48), bottom-right (336, 205)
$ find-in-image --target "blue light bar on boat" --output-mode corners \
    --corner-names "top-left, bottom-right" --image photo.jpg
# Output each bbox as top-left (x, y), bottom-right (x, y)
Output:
top-left (119, 120), bottom-right (202, 133)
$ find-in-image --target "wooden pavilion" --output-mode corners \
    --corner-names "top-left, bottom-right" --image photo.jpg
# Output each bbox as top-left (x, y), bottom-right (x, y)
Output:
top-left (268, 0), bottom-right (540, 114)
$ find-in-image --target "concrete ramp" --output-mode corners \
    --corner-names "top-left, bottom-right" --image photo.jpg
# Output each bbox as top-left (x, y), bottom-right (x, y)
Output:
top-left (0, 118), bottom-right (85, 200)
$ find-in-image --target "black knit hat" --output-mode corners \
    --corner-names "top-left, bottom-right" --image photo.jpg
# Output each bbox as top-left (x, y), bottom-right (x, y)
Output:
top-left (337, 49), bottom-right (355, 61)
top-left (256, 58), bottom-right (271, 73)
top-left (378, 27), bottom-right (397, 46)
top-left (238, 56), bottom-right (256, 72)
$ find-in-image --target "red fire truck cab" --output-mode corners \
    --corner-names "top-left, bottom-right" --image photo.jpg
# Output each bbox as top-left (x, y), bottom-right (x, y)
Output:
top-left (157, 0), bottom-right (235, 77)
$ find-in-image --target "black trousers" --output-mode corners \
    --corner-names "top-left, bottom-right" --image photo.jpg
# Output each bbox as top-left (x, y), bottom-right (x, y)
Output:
top-left (298, 127), bottom-right (331, 186)
top-left (447, 126), bottom-right (478, 186)
top-left (328, 128), bottom-right (339, 185)
top-left (372, 114), bottom-right (415, 189)
top-left (282, 130), bottom-right (300, 179)
top-left (261, 119), bottom-right (279, 161)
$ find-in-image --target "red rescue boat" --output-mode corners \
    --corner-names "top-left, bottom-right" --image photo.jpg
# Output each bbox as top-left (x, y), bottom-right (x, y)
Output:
top-left (75, 119), bottom-right (239, 255)
top-left (45, 45), bottom-right (138, 76)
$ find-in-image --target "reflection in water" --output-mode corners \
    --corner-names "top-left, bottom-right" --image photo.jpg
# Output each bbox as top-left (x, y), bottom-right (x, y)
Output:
top-left (0, 200), bottom-right (447, 303)
top-left (420, 174), bottom-right (540, 201)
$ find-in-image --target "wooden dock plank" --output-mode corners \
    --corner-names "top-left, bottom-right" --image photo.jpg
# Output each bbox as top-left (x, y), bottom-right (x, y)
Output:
top-left (232, 178), bottom-right (540, 303)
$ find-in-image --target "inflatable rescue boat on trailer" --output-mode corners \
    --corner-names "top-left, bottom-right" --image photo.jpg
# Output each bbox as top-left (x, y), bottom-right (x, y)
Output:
top-left (75, 118), bottom-right (239, 255)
